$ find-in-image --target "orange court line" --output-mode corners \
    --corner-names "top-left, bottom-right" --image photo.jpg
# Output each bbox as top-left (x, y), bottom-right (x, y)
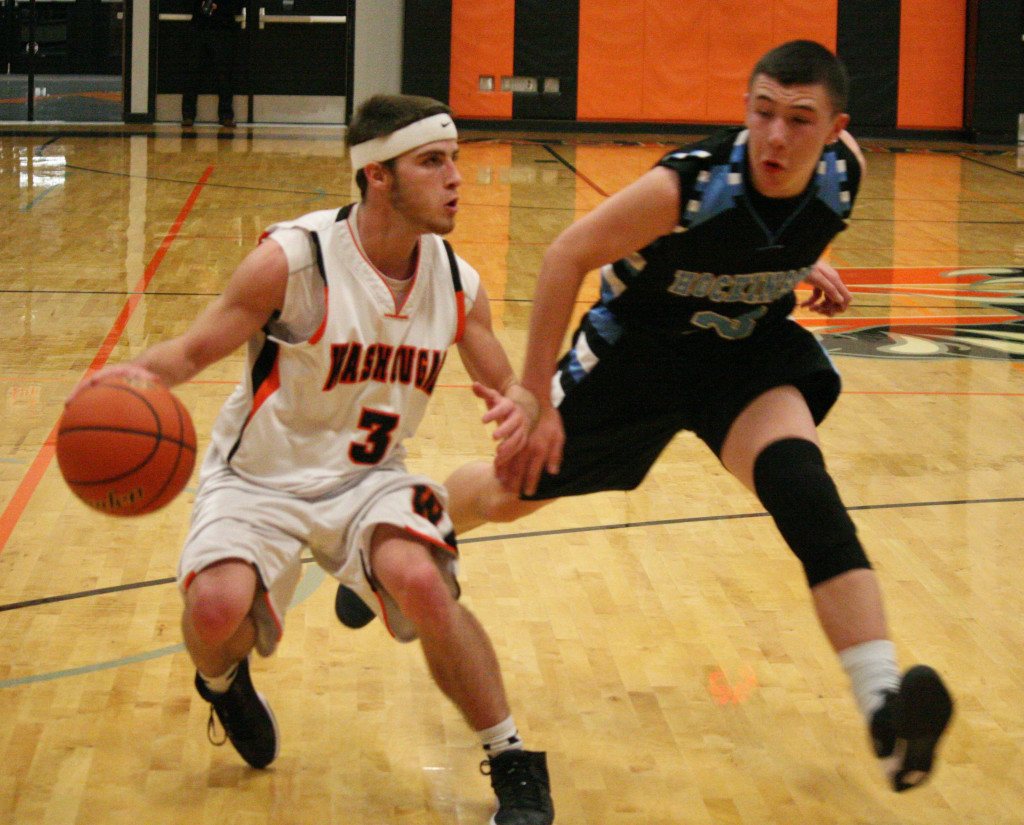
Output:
top-left (799, 313), bottom-right (1021, 330)
top-left (0, 166), bottom-right (215, 555)
top-left (846, 390), bottom-right (1024, 396)
top-left (0, 92), bottom-right (122, 105)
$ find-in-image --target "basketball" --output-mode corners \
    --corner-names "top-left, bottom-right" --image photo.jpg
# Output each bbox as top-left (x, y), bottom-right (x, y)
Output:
top-left (56, 376), bottom-right (197, 516)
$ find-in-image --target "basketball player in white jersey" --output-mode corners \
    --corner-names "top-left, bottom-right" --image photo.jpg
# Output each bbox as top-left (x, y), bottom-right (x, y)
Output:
top-left (69, 94), bottom-right (554, 825)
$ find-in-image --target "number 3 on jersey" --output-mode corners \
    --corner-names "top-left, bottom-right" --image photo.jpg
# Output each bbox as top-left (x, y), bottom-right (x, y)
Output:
top-left (349, 408), bottom-right (400, 465)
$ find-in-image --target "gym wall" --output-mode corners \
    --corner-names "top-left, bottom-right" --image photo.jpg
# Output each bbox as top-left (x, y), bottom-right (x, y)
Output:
top-left (402, 0), bottom-right (981, 133)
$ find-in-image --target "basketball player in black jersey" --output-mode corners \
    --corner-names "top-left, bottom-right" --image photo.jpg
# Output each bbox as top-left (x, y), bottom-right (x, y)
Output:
top-left (444, 40), bottom-right (953, 794)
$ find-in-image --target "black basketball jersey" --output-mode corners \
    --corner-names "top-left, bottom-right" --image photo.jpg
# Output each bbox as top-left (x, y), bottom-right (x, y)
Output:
top-left (596, 127), bottom-right (860, 341)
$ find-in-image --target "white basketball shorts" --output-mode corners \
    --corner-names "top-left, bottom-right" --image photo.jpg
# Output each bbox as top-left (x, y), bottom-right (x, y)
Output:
top-left (178, 448), bottom-right (458, 654)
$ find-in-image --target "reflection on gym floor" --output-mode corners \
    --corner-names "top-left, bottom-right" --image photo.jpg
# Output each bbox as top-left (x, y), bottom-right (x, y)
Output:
top-left (0, 75), bottom-right (122, 122)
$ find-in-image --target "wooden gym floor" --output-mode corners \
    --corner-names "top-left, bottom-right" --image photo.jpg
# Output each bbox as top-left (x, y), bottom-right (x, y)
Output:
top-left (0, 125), bottom-right (1022, 824)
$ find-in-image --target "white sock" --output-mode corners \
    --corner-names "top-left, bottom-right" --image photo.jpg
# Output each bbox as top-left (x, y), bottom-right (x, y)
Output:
top-left (199, 661), bottom-right (240, 694)
top-left (479, 716), bottom-right (524, 759)
top-left (839, 639), bottom-right (901, 721)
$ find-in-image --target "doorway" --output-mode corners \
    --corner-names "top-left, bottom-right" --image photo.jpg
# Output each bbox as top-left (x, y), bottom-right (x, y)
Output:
top-left (155, 0), bottom-right (352, 125)
top-left (0, 0), bottom-right (123, 121)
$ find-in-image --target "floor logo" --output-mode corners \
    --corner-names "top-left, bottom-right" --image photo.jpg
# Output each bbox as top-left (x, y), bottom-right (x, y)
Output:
top-left (801, 267), bottom-right (1024, 361)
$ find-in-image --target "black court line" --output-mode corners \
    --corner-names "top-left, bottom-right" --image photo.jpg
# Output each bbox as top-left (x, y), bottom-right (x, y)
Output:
top-left (853, 218), bottom-right (1024, 225)
top-left (533, 146), bottom-right (1024, 213)
top-left (7, 129), bottom-right (1015, 159)
top-left (2, 493), bottom-right (1021, 614)
top-left (12, 156), bottom-right (586, 212)
top-left (59, 163), bottom-right (334, 197)
top-left (28, 140), bottom-right (335, 198)
top-left (0, 128), bottom-right (345, 141)
top-left (541, 143), bottom-right (610, 197)
top-left (0, 288), bottom-right (1006, 313)
top-left (0, 576), bottom-right (178, 611)
top-left (0, 288), bottom-right (221, 297)
top-left (462, 494), bottom-right (1024, 543)
top-left (38, 146), bottom-right (1022, 213)
top-left (959, 153), bottom-right (1024, 179)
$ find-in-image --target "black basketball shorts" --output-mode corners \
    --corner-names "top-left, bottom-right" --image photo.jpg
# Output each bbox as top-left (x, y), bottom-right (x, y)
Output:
top-left (524, 317), bottom-right (841, 500)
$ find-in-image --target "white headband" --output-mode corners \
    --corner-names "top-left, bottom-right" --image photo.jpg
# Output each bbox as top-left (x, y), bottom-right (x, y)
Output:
top-left (349, 113), bottom-right (458, 173)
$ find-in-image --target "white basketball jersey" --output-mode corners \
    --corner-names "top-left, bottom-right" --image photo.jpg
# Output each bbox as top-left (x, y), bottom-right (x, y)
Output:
top-left (207, 204), bottom-right (478, 496)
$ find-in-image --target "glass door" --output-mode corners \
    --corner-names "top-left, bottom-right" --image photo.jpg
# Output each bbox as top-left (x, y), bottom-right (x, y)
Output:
top-left (0, 0), bottom-right (123, 122)
top-left (248, 0), bottom-right (350, 123)
top-left (1, 0), bottom-right (31, 119)
top-left (155, 0), bottom-right (351, 125)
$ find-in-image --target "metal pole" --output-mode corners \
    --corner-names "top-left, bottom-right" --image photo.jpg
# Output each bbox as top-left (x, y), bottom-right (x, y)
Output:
top-left (26, 0), bottom-right (35, 120)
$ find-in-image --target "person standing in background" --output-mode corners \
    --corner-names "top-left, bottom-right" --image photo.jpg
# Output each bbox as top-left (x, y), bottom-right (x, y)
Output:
top-left (182, 0), bottom-right (244, 128)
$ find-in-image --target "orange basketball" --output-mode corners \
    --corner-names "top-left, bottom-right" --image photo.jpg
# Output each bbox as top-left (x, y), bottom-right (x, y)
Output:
top-left (56, 376), bottom-right (197, 516)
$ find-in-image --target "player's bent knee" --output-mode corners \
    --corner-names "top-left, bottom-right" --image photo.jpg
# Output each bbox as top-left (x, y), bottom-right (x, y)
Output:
top-left (185, 595), bottom-right (252, 647)
top-left (394, 577), bottom-right (455, 632)
top-left (752, 437), bottom-right (871, 587)
top-left (379, 552), bottom-right (452, 621)
top-left (184, 568), bottom-right (257, 645)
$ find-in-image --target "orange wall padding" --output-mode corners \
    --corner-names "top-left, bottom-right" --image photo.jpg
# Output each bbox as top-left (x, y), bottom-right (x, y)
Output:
top-left (897, 0), bottom-right (966, 128)
top-left (452, 0), bottom-right (964, 129)
top-left (578, 0), bottom-right (839, 123)
top-left (642, 0), bottom-right (710, 121)
top-left (705, 0), bottom-right (776, 123)
top-left (772, 0), bottom-right (836, 50)
top-left (449, 0), bottom-right (514, 118)
top-left (576, 0), bottom-right (645, 120)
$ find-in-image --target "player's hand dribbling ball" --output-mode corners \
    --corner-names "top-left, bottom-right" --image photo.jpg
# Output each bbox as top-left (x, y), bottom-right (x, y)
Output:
top-left (57, 377), bottom-right (197, 516)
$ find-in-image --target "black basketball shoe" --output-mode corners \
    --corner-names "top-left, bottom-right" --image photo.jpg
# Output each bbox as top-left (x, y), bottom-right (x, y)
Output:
top-left (194, 656), bottom-right (279, 769)
top-left (870, 664), bottom-right (953, 792)
top-left (334, 583), bottom-right (376, 628)
top-left (481, 749), bottom-right (554, 825)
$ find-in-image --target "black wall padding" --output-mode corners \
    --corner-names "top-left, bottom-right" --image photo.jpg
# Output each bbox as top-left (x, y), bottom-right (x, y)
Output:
top-left (968, 0), bottom-right (1023, 141)
top-left (512, 0), bottom-right (579, 120)
top-left (401, 0), bottom-right (451, 102)
top-left (837, 0), bottom-right (901, 128)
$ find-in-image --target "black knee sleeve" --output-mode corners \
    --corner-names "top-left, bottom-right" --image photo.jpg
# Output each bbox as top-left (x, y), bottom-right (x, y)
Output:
top-left (752, 438), bottom-right (871, 587)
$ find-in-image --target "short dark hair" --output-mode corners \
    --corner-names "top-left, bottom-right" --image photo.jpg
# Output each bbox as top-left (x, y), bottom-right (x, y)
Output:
top-left (347, 94), bottom-right (454, 198)
top-left (750, 40), bottom-right (849, 113)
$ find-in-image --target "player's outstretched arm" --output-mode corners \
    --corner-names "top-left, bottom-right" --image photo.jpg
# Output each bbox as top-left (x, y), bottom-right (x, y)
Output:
top-left (508, 165), bottom-right (682, 495)
top-left (456, 281), bottom-right (538, 461)
top-left (68, 239), bottom-right (289, 403)
top-left (800, 133), bottom-right (863, 318)
top-left (800, 258), bottom-right (852, 316)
